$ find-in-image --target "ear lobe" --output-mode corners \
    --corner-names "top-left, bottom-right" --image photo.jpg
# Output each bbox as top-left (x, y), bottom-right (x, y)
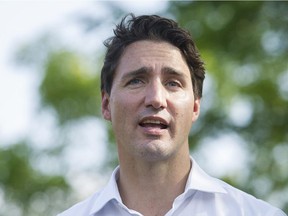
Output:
top-left (192, 98), bottom-right (201, 122)
top-left (101, 91), bottom-right (111, 121)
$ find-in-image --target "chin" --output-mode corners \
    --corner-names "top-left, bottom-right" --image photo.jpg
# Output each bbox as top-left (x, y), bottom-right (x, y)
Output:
top-left (136, 143), bottom-right (173, 162)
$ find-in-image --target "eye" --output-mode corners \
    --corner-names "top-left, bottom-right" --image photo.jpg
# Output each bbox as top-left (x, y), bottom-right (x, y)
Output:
top-left (126, 78), bottom-right (144, 86)
top-left (166, 80), bottom-right (182, 88)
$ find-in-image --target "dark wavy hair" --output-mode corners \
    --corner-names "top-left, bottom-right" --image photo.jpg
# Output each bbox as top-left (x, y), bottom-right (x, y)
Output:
top-left (101, 13), bottom-right (205, 99)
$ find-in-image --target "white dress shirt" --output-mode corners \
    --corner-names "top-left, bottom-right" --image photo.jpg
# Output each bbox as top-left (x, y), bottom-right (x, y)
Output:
top-left (58, 158), bottom-right (286, 216)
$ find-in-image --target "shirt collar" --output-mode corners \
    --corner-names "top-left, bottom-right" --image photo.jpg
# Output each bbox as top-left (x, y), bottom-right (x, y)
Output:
top-left (185, 157), bottom-right (227, 194)
top-left (90, 157), bottom-right (227, 215)
top-left (89, 166), bottom-right (122, 215)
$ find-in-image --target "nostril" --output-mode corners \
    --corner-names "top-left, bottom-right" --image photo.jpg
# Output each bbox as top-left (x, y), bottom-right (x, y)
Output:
top-left (145, 95), bottom-right (167, 109)
top-left (144, 83), bottom-right (167, 109)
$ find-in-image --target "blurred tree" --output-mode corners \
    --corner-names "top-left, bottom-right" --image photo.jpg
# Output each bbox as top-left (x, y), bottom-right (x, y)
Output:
top-left (40, 50), bottom-right (101, 124)
top-left (7, 33), bottom-right (103, 215)
top-left (0, 142), bottom-right (70, 216)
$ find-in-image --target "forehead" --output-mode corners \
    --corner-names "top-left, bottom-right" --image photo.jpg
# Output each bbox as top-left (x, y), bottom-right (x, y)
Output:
top-left (116, 40), bottom-right (190, 76)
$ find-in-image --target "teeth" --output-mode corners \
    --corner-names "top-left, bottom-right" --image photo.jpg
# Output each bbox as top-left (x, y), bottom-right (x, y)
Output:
top-left (143, 120), bottom-right (162, 124)
top-left (140, 119), bottom-right (168, 129)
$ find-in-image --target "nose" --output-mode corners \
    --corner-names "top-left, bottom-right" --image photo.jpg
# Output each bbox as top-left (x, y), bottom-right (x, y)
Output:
top-left (144, 80), bottom-right (167, 109)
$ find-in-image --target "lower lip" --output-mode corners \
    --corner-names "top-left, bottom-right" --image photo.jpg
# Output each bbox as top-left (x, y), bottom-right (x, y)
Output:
top-left (139, 125), bottom-right (167, 136)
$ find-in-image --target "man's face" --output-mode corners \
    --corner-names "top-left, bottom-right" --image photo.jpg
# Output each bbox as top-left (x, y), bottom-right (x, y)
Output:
top-left (102, 40), bottom-right (200, 162)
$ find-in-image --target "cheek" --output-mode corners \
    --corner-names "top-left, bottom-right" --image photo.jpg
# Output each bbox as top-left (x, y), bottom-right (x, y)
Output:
top-left (168, 87), bottom-right (194, 106)
top-left (170, 92), bottom-right (195, 111)
top-left (111, 100), bottom-right (125, 120)
top-left (169, 97), bottom-right (195, 126)
top-left (110, 95), bottom-right (134, 124)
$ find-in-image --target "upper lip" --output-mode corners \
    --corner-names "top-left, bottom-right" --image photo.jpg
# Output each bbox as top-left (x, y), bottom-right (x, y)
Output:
top-left (138, 116), bottom-right (169, 128)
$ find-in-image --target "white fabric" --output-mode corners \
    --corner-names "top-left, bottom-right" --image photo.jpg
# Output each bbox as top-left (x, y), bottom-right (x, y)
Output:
top-left (58, 158), bottom-right (286, 216)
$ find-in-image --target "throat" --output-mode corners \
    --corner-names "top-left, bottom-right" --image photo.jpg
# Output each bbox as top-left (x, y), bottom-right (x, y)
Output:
top-left (117, 163), bottom-right (190, 216)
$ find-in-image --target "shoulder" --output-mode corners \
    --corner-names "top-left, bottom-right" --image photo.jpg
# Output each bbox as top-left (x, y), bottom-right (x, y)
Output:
top-left (57, 167), bottom-right (121, 216)
top-left (189, 158), bottom-right (286, 215)
top-left (57, 190), bottom-right (102, 216)
top-left (215, 179), bottom-right (286, 215)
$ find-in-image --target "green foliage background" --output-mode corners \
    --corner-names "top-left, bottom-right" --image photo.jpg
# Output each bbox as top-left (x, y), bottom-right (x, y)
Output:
top-left (1, 2), bottom-right (287, 215)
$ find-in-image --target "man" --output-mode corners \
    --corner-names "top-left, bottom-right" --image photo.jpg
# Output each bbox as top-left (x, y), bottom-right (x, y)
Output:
top-left (58, 14), bottom-right (286, 216)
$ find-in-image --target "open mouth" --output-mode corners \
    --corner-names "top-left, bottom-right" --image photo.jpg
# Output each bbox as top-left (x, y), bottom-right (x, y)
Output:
top-left (139, 119), bottom-right (168, 129)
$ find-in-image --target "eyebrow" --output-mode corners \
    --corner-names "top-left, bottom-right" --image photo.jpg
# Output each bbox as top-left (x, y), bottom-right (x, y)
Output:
top-left (120, 66), bottom-right (188, 82)
top-left (161, 67), bottom-right (188, 79)
top-left (121, 67), bottom-right (152, 82)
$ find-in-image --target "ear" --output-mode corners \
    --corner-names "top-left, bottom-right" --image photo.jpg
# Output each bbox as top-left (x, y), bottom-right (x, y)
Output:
top-left (101, 91), bottom-right (111, 121)
top-left (192, 98), bottom-right (201, 123)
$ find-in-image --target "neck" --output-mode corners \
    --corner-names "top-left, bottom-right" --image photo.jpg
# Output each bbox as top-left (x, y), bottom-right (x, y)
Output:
top-left (117, 152), bottom-right (191, 216)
